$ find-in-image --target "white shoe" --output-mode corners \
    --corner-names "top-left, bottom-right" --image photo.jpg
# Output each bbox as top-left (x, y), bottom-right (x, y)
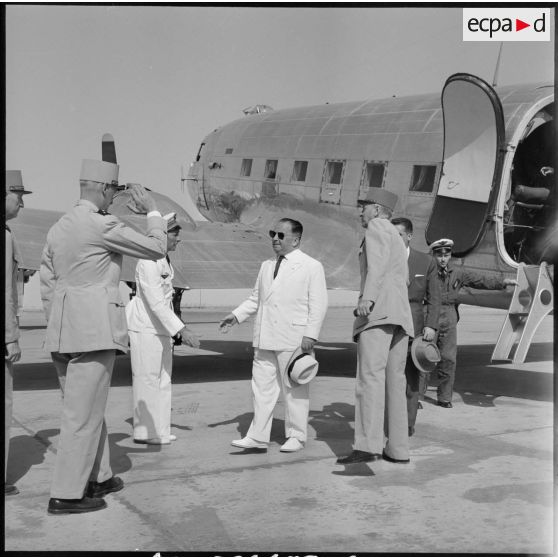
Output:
top-left (169, 434), bottom-right (177, 441)
top-left (280, 438), bottom-right (304, 452)
top-left (231, 436), bottom-right (268, 449)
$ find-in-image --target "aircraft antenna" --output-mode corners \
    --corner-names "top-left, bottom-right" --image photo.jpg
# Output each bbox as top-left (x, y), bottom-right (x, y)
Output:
top-left (492, 42), bottom-right (504, 87)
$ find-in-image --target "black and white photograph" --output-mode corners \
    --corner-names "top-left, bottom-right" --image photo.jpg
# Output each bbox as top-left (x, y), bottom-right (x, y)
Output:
top-left (4, 3), bottom-right (555, 554)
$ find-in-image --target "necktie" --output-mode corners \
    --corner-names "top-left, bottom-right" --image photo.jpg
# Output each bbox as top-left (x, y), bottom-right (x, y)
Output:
top-left (273, 256), bottom-right (285, 279)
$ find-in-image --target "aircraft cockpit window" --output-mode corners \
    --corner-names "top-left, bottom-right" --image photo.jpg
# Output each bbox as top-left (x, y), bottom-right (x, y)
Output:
top-left (291, 161), bottom-right (308, 182)
top-left (264, 159), bottom-right (278, 180)
top-left (241, 159), bottom-right (253, 177)
top-left (410, 165), bottom-right (437, 193)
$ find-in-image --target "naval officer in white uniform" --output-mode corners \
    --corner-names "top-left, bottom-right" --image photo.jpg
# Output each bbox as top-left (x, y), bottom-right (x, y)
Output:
top-left (126, 213), bottom-right (200, 445)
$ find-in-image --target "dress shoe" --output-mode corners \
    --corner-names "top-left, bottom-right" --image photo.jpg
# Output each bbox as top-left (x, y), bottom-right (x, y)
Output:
top-left (437, 401), bottom-right (453, 408)
top-left (5, 484), bottom-right (19, 496)
top-left (231, 436), bottom-right (268, 450)
top-left (336, 450), bottom-right (382, 464)
top-left (418, 402), bottom-right (423, 410)
top-left (382, 450), bottom-right (410, 464)
top-left (86, 476), bottom-right (124, 498)
top-left (408, 426), bottom-right (415, 437)
top-left (48, 496), bottom-right (107, 515)
top-left (280, 438), bottom-right (304, 452)
top-left (134, 437), bottom-right (171, 445)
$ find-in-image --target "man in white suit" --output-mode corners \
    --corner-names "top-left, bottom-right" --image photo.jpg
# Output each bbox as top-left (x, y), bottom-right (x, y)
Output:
top-left (219, 218), bottom-right (328, 453)
top-left (5, 170), bottom-right (32, 496)
top-left (40, 159), bottom-right (167, 514)
top-left (126, 213), bottom-right (200, 445)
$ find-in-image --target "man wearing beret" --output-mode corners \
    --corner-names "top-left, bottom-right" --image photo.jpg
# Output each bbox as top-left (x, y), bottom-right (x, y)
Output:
top-left (429, 238), bottom-right (517, 408)
top-left (391, 217), bottom-right (441, 437)
top-left (40, 159), bottom-right (167, 514)
top-left (337, 188), bottom-right (414, 465)
top-left (5, 170), bottom-right (32, 496)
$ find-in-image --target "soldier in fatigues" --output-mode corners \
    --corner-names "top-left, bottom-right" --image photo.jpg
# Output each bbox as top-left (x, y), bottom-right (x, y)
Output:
top-left (5, 170), bottom-right (32, 496)
top-left (429, 238), bottom-right (517, 408)
top-left (40, 159), bottom-right (167, 514)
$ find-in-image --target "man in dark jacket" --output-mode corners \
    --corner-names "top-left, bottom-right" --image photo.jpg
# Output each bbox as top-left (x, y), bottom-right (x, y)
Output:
top-left (430, 238), bottom-right (517, 408)
top-left (392, 218), bottom-right (441, 436)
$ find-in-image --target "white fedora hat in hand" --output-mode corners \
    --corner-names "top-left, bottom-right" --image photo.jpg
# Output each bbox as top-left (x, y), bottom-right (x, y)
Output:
top-left (284, 347), bottom-right (319, 388)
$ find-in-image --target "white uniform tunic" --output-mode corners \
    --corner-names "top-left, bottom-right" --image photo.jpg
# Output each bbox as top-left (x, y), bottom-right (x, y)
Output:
top-left (126, 257), bottom-right (184, 442)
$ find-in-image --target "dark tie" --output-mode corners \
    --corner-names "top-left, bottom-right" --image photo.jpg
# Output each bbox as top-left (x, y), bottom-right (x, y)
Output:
top-left (273, 256), bottom-right (285, 279)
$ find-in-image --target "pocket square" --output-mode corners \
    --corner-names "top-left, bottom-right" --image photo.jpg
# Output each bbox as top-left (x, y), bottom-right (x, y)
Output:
top-left (414, 274), bottom-right (424, 277)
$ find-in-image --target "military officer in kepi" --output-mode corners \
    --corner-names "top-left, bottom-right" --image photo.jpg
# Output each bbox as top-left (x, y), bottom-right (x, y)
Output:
top-left (40, 159), bottom-right (168, 514)
top-left (5, 170), bottom-right (33, 496)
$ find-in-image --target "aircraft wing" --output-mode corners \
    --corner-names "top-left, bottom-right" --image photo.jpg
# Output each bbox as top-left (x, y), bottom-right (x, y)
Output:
top-left (9, 204), bottom-right (271, 290)
top-left (9, 208), bottom-right (64, 271)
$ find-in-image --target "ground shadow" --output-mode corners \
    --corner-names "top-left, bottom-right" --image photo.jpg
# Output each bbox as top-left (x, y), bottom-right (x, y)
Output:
top-left (13, 341), bottom-right (552, 406)
top-left (208, 411), bottom-right (287, 446)
top-left (109, 432), bottom-right (163, 474)
top-left (309, 402), bottom-right (375, 477)
top-left (6, 428), bottom-right (58, 485)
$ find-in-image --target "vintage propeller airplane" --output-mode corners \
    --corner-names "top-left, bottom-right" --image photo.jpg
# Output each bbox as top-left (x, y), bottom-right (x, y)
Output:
top-left (10, 73), bottom-right (554, 362)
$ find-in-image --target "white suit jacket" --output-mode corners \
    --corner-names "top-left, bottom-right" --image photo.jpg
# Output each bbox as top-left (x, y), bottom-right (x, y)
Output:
top-left (40, 199), bottom-right (167, 354)
top-left (126, 257), bottom-right (184, 337)
top-left (233, 249), bottom-right (328, 351)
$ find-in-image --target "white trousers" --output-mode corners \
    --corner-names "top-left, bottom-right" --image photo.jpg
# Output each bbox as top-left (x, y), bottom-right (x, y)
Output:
top-left (129, 331), bottom-right (173, 442)
top-left (246, 348), bottom-right (310, 443)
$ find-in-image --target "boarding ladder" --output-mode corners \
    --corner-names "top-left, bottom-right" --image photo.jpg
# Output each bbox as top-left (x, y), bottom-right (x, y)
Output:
top-left (491, 262), bottom-right (553, 364)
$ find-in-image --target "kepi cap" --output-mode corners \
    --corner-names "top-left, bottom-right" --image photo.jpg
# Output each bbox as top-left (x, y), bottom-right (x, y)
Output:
top-left (284, 347), bottom-right (319, 388)
top-left (80, 159), bottom-right (121, 188)
top-left (430, 238), bottom-right (454, 253)
top-left (410, 337), bottom-right (441, 375)
top-left (358, 187), bottom-right (398, 212)
top-left (6, 170), bottom-right (32, 194)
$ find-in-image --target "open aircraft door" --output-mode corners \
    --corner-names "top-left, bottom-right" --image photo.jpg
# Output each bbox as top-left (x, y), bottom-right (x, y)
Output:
top-left (426, 74), bottom-right (506, 256)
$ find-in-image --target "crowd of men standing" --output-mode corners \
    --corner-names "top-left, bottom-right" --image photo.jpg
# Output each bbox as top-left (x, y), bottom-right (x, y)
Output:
top-left (5, 164), bottom-right (515, 514)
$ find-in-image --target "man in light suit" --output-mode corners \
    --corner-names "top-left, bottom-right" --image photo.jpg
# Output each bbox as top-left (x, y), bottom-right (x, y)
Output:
top-left (219, 218), bottom-right (328, 453)
top-left (40, 159), bottom-right (167, 514)
top-left (5, 170), bottom-right (32, 496)
top-left (391, 217), bottom-right (441, 436)
top-left (337, 188), bottom-right (414, 465)
top-left (126, 213), bottom-right (200, 445)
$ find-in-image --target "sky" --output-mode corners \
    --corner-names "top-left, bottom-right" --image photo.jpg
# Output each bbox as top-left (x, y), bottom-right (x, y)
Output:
top-left (6, 5), bottom-right (555, 214)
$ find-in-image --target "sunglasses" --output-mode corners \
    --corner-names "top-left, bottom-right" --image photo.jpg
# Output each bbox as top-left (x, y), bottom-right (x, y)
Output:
top-left (269, 230), bottom-right (286, 240)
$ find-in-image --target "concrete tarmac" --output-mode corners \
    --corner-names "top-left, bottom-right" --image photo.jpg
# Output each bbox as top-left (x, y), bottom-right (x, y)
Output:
top-left (5, 305), bottom-right (554, 554)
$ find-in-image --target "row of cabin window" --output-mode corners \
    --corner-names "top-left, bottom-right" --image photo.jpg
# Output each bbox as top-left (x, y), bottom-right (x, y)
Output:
top-left (239, 158), bottom-right (437, 193)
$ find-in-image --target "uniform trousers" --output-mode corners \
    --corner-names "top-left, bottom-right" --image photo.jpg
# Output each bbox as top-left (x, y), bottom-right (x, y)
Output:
top-left (246, 348), bottom-right (310, 443)
top-left (5, 360), bottom-right (14, 481)
top-left (355, 325), bottom-right (409, 459)
top-left (129, 331), bottom-right (173, 442)
top-left (50, 350), bottom-right (114, 499)
top-left (405, 339), bottom-right (426, 432)
top-left (435, 305), bottom-right (458, 403)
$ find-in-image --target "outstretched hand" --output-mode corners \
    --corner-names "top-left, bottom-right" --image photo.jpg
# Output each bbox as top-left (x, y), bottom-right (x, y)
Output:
top-left (219, 313), bottom-right (238, 333)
